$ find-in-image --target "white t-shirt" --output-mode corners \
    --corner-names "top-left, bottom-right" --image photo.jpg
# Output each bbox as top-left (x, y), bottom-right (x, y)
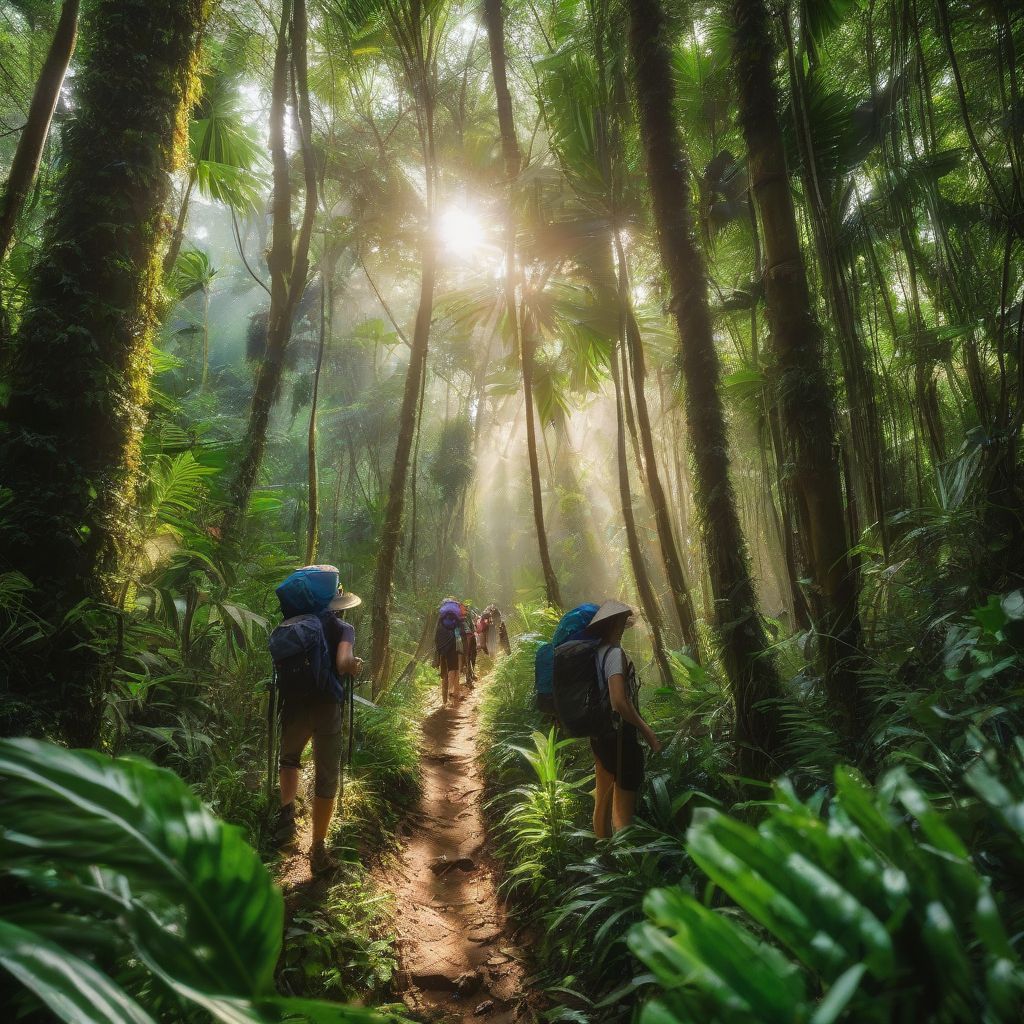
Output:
top-left (598, 644), bottom-right (630, 687)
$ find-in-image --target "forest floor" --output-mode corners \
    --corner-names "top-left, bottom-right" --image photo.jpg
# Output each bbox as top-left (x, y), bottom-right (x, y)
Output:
top-left (380, 675), bottom-right (531, 1024)
top-left (274, 671), bottom-right (532, 1022)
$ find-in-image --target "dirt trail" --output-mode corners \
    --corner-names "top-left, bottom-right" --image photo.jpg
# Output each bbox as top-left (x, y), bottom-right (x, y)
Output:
top-left (381, 677), bottom-right (529, 1024)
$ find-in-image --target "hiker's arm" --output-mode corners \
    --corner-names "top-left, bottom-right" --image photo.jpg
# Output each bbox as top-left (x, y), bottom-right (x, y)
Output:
top-left (608, 676), bottom-right (662, 752)
top-left (336, 640), bottom-right (361, 677)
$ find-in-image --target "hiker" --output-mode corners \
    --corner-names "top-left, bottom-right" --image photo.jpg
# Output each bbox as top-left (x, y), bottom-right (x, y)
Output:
top-left (585, 600), bottom-right (662, 838)
top-left (464, 605), bottom-right (478, 685)
top-left (435, 597), bottom-right (467, 707)
top-left (478, 603), bottom-right (510, 657)
top-left (270, 565), bottom-right (362, 874)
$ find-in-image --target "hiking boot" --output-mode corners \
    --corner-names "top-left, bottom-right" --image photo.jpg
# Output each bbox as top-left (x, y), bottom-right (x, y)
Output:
top-left (309, 842), bottom-right (341, 876)
top-left (273, 803), bottom-right (297, 848)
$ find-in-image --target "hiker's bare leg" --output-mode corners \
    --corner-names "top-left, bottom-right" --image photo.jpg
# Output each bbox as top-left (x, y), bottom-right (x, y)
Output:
top-left (441, 667), bottom-right (449, 705)
top-left (448, 663), bottom-right (461, 702)
top-left (611, 786), bottom-right (637, 833)
top-left (279, 766), bottom-right (299, 806)
top-left (311, 796), bottom-right (335, 846)
top-left (593, 759), bottom-right (615, 839)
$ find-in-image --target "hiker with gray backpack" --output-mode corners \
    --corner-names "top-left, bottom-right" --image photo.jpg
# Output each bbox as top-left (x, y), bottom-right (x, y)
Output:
top-left (550, 600), bottom-right (662, 837)
top-left (267, 565), bottom-right (362, 875)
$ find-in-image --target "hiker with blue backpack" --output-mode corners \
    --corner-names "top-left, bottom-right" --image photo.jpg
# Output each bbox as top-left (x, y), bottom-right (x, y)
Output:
top-left (543, 600), bottom-right (662, 837)
top-left (268, 565), bottom-right (362, 875)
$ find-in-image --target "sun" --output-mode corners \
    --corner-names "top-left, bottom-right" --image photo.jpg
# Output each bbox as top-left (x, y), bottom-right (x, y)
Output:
top-left (438, 205), bottom-right (485, 258)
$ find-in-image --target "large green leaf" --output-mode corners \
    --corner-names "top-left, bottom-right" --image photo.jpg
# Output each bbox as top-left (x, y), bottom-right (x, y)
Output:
top-left (0, 738), bottom-right (282, 995)
top-left (0, 920), bottom-right (156, 1024)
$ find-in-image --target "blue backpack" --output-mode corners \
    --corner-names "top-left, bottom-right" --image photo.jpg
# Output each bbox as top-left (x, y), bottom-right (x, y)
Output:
top-left (275, 565), bottom-right (339, 617)
top-left (535, 603), bottom-right (599, 714)
top-left (268, 611), bottom-right (339, 700)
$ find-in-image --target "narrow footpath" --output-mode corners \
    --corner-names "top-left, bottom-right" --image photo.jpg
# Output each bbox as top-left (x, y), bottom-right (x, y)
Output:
top-left (381, 677), bottom-right (530, 1024)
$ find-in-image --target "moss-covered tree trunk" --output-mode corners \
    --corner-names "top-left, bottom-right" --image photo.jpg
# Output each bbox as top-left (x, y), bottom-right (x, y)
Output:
top-left (730, 0), bottom-right (864, 743)
top-left (0, 0), bottom-right (80, 265)
top-left (626, 0), bottom-right (784, 779)
top-left (0, 0), bottom-right (207, 743)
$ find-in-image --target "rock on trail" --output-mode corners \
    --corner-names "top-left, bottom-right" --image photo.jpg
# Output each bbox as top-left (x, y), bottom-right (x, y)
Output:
top-left (379, 679), bottom-right (530, 1023)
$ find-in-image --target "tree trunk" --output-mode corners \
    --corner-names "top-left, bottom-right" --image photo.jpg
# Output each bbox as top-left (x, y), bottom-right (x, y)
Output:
top-left (369, 251), bottom-right (436, 691)
top-left (522, 307), bottom-right (563, 607)
top-left (611, 338), bottom-right (675, 686)
top-left (614, 231), bottom-right (701, 656)
top-left (220, 0), bottom-right (316, 543)
top-left (484, 0), bottom-right (562, 608)
top-left (0, 0), bottom-right (80, 264)
top-left (368, 0), bottom-right (443, 688)
top-left (0, 0), bottom-right (207, 744)
top-left (306, 270), bottom-right (329, 564)
top-left (163, 169), bottom-right (196, 275)
top-left (731, 0), bottom-right (864, 743)
top-left (626, 0), bottom-right (784, 779)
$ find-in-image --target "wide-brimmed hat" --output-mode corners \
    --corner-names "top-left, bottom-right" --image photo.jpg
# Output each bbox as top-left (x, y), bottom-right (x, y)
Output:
top-left (587, 599), bottom-right (633, 631)
top-left (328, 587), bottom-right (361, 612)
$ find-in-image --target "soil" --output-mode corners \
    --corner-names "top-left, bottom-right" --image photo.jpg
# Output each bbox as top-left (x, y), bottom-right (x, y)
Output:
top-left (379, 676), bottom-right (531, 1024)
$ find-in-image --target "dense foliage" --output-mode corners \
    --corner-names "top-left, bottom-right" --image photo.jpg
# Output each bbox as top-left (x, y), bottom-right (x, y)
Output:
top-left (1, 0), bottom-right (1022, 1021)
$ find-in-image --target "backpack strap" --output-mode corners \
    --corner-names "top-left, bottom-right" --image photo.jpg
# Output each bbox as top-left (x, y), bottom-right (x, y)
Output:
top-left (597, 645), bottom-right (621, 688)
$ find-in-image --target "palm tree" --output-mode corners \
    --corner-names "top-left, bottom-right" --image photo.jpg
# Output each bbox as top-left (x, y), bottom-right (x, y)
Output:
top-left (626, 0), bottom-right (784, 778)
top-left (729, 0), bottom-right (863, 741)
top-left (0, 0), bottom-right (208, 744)
top-left (163, 70), bottom-right (267, 275)
top-left (168, 247), bottom-right (218, 389)
top-left (483, 0), bottom-right (562, 608)
top-left (0, 0), bottom-right (80, 265)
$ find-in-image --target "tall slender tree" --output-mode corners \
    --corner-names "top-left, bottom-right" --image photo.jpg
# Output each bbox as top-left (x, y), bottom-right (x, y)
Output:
top-left (220, 0), bottom-right (317, 543)
top-left (0, 0), bottom-right (208, 743)
top-left (368, 0), bottom-right (446, 687)
top-left (626, 0), bottom-right (784, 778)
top-left (483, 0), bottom-right (562, 607)
top-left (610, 334), bottom-right (675, 685)
top-left (0, 0), bottom-right (80, 265)
top-left (730, 0), bottom-right (864, 741)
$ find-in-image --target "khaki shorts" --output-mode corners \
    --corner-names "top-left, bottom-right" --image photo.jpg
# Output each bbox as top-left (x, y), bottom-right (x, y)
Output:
top-left (279, 698), bottom-right (345, 799)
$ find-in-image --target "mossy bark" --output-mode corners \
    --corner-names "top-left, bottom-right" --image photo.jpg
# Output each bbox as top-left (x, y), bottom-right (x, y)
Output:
top-left (0, 0), bottom-right (207, 743)
top-left (626, 0), bottom-right (785, 779)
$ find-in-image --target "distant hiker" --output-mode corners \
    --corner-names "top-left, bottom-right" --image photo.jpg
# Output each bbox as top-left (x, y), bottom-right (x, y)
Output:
top-left (552, 600), bottom-right (662, 837)
top-left (464, 605), bottom-right (479, 686)
top-left (477, 603), bottom-right (510, 658)
top-left (434, 597), bottom-right (467, 707)
top-left (268, 565), bottom-right (362, 875)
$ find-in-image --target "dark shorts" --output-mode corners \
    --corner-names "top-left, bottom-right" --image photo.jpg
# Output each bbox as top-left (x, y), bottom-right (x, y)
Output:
top-left (591, 725), bottom-right (645, 792)
top-left (279, 698), bottom-right (345, 799)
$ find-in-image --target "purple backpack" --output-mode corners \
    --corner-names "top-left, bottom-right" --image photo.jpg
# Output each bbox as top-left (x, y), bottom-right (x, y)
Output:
top-left (439, 599), bottom-right (464, 630)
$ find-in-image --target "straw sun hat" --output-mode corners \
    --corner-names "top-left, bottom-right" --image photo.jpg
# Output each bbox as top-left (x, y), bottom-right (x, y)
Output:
top-left (328, 586), bottom-right (362, 612)
top-left (587, 599), bottom-right (633, 631)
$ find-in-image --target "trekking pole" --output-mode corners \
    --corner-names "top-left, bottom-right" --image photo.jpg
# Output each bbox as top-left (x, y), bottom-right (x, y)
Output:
top-left (265, 670), bottom-right (278, 805)
top-left (346, 673), bottom-right (355, 767)
top-left (338, 673), bottom-right (354, 806)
